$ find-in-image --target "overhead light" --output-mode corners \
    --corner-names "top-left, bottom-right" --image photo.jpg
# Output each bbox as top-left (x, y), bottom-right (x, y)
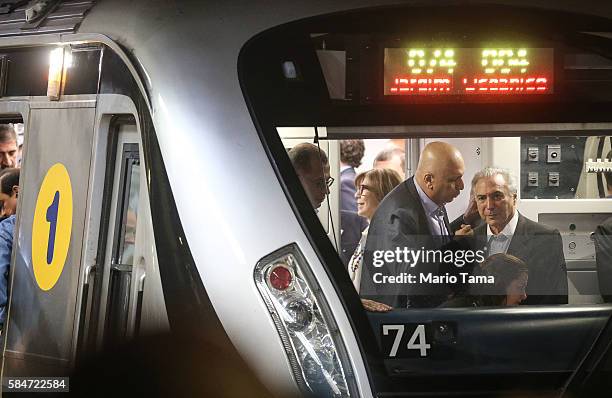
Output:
top-left (47, 46), bottom-right (72, 101)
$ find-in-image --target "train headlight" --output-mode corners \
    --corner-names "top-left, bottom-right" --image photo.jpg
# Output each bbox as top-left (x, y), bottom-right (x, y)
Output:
top-left (254, 244), bottom-right (357, 397)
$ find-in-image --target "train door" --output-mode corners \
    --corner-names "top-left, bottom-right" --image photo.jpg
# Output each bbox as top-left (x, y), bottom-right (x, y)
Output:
top-left (72, 92), bottom-right (169, 360)
top-left (1, 84), bottom-right (168, 380)
top-left (87, 120), bottom-right (167, 349)
top-left (3, 96), bottom-right (97, 377)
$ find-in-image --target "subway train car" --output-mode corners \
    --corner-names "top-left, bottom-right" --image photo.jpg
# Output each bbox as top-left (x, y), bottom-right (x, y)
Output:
top-left (0, 0), bottom-right (612, 396)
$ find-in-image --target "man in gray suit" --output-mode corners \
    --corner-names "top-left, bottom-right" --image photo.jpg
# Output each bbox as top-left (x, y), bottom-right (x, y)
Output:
top-left (471, 167), bottom-right (568, 305)
top-left (360, 142), bottom-right (472, 308)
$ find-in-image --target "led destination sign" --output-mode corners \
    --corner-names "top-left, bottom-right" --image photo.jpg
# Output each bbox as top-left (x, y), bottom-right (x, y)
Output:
top-left (384, 48), bottom-right (554, 96)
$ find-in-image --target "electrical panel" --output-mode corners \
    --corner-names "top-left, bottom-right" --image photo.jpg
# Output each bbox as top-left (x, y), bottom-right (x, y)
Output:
top-left (521, 137), bottom-right (587, 198)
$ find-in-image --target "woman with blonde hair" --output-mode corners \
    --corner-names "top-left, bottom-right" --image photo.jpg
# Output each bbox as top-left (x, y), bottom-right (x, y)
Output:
top-left (348, 168), bottom-right (402, 312)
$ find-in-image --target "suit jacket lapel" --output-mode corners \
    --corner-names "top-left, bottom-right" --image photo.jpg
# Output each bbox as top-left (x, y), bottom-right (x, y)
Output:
top-left (406, 178), bottom-right (433, 235)
top-left (507, 213), bottom-right (528, 256)
top-left (473, 224), bottom-right (489, 255)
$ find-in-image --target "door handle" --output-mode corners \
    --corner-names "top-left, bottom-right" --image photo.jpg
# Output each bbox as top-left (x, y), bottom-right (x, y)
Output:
top-left (134, 272), bottom-right (146, 337)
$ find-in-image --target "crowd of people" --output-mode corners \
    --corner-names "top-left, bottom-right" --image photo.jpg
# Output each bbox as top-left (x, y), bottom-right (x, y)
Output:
top-left (0, 124), bottom-right (20, 329)
top-left (289, 139), bottom-right (577, 312)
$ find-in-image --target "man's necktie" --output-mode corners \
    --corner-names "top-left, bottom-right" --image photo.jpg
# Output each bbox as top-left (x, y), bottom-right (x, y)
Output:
top-left (435, 208), bottom-right (449, 244)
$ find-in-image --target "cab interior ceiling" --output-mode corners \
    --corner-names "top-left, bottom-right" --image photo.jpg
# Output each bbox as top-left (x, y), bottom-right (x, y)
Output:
top-left (240, 4), bottom-right (612, 131)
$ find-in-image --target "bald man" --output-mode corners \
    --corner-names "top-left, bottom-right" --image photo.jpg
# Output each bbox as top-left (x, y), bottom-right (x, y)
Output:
top-left (360, 142), bottom-right (472, 308)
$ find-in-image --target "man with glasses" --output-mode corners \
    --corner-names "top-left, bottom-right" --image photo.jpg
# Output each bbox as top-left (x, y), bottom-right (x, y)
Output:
top-left (289, 143), bottom-right (333, 210)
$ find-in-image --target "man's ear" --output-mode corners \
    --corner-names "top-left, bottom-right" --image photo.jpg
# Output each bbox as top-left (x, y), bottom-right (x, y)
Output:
top-left (12, 185), bottom-right (18, 198)
top-left (424, 173), bottom-right (434, 188)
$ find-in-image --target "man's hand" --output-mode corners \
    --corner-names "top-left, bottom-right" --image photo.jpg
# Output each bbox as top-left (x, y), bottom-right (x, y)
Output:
top-left (455, 224), bottom-right (473, 237)
top-left (462, 193), bottom-right (480, 226)
top-left (361, 299), bottom-right (392, 312)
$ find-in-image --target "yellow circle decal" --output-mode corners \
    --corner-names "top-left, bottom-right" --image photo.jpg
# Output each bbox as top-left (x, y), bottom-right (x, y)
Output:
top-left (32, 163), bottom-right (73, 291)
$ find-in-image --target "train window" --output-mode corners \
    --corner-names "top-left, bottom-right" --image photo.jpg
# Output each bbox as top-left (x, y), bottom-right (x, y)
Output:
top-left (240, 5), bottom-right (612, 395)
top-left (105, 140), bottom-right (141, 345)
top-left (84, 112), bottom-right (166, 354)
top-left (277, 129), bottom-right (612, 394)
top-left (113, 143), bottom-right (140, 267)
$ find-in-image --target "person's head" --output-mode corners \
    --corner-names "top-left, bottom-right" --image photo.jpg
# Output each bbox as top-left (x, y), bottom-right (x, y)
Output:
top-left (0, 168), bottom-right (19, 216)
top-left (373, 148), bottom-right (406, 179)
top-left (415, 142), bottom-right (465, 206)
top-left (340, 139), bottom-right (365, 168)
top-left (0, 125), bottom-right (17, 169)
top-left (605, 150), bottom-right (612, 195)
top-left (472, 167), bottom-right (518, 233)
top-left (354, 168), bottom-right (402, 220)
top-left (479, 253), bottom-right (528, 306)
top-left (386, 139), bottom-right (405, 151)
top-left (288, 143), bottom-right (331, 209)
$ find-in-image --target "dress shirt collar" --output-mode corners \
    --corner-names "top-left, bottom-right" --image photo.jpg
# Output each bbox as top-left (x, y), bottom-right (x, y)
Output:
top-left (487, 209), bottom-right (519, 238)
top-left (414, 179), bottom-right (443, 216)
top-left (340, 165), bottom-right (351, 173)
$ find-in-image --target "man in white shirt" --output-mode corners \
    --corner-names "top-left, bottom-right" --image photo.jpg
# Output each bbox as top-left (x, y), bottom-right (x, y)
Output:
top-left (472, 167), bottom-right (568, 305)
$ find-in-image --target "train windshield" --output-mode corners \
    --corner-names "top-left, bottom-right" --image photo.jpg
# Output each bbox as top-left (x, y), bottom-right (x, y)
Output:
top-left (241, 4), bottom-right (612, 396)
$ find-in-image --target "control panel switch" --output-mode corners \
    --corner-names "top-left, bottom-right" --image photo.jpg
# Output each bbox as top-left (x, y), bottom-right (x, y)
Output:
top-left (548, 172), bottom-right (560, 187)
top-left (528, 147), bottom-right (539, 162)
top-left (547, 144), bottom-right (561, 163)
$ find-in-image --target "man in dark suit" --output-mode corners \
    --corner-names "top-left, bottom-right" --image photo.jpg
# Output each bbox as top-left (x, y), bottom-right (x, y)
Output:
top-left (471, 167), bottom-right (568, 305)
top-left (288, 143), bottom-right (332, 210)
top-left (339, 140), bottom-right (367, 265)
top-left (340, 166), bottom-right (358, 212)
top-left (339, 140), bottom-right (365, 212)
top-left (360, 142), bottom-right (473, 308)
